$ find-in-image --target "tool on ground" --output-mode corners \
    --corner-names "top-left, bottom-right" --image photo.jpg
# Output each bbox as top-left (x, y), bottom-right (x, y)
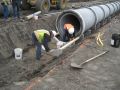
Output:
top-left (70, 50), bottom-right (109, 69)
top-left (50, 36), bottom-right (80, 57)
top-left (26, 11), bottom-right (41, 20)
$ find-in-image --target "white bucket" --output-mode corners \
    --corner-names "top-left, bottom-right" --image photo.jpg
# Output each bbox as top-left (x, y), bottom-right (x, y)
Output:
top-left (14, 48), bottom-right (23, 60)
top-left (33, 15), bottom-right (38, 20)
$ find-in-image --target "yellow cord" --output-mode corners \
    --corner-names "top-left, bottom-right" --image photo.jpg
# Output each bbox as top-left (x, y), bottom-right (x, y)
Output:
top-left (96, 32), bottom-right (104, 47)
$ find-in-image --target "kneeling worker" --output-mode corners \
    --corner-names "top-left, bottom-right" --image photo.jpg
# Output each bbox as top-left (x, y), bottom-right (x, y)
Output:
top-left (32, 29), bottom-right (54, 60)
top-left (63, 23), bottom-right (75, 42)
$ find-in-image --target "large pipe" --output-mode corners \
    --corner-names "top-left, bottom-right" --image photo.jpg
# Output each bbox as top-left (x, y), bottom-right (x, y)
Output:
top-left (115, 2), bottom-right (120, 10)
top-left (56, 1), bottom-right (120, 40)
top-left (98, 5), bottom-right (110, 19)
top-left (88, 5), bottom-right (105, 24)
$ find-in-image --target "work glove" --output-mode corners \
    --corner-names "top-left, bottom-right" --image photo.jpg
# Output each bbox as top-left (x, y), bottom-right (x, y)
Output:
top-left (56, 41), bottom-right (66, 49)
top-left (41, 45), bottom-right (45, 50)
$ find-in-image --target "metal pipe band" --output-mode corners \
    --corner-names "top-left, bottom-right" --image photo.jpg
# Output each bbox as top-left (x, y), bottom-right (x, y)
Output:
top-left (116, 2), bottom-right (120, 10)
top-left (106, 3), bottom-right (115, 15)
top-left (111, 3), bottom-right (118, 12)
top-left (89, 6), bottom-right (105, 23)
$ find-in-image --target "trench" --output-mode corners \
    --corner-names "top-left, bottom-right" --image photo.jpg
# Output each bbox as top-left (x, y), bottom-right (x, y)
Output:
top-left (0, 13), bottom-right (58, 87)
top-left (21, 42), bottom-right (81, 80)
top-left (0, 35), bottom-right (81, 88)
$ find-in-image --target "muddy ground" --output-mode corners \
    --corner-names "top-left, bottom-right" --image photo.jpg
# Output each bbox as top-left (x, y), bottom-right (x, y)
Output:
top-left (0, 0), bottom-right (119, 89)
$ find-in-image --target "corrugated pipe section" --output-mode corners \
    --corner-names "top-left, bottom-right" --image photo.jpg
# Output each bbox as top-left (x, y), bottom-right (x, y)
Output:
top-left (56, 1), bottom-right (120, 39)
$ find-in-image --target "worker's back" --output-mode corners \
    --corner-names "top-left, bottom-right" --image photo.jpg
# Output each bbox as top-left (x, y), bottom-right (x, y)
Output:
top-left (34, 29), bottom-right (50, 43)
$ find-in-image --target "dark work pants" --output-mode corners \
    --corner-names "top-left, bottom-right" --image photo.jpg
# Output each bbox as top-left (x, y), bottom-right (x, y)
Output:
top-left (2, 5), bottom-right (9, 20)
top-left (62, 29), bottom-right (76, 42)
top-left (62, 30), bottom-right (69, 42)
top-left (12, 2), bottom-right (20, 18)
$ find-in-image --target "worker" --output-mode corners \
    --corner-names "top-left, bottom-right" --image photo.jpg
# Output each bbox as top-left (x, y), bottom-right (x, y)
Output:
top-left (1, 0), bottom-right (9, 21)
top-left (32, 29), bottom-right (55, 60)
top-left (62, 23), bottom-right (75, 42)
top-left (10, 0), bottom-right (21, 19)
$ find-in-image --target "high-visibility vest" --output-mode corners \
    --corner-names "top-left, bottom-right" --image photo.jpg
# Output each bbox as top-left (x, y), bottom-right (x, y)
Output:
top-left (2, 0), bottom-right (9, 5)
top-left (64, 24), bottom-right (74, 31)
top-left (34, 29), bottom-right (50, 43)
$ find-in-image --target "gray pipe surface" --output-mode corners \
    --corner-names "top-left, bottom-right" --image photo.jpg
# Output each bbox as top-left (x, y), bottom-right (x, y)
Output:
top-left (56, 1), bottom-right (120, 39)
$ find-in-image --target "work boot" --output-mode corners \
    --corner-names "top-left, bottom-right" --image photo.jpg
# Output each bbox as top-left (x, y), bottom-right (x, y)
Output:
top-left (36, 54), bottom-right (43, 60)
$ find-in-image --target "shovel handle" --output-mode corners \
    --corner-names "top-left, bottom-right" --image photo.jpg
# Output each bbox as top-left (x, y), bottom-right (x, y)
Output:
top-left (60, 37), bottom-right (80, 50)
top-left (81, 51), bottom-right (108, 65)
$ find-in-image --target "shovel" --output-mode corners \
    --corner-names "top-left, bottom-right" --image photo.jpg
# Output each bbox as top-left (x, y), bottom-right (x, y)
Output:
top-left (50, 37), bottom-right (80, 57)
top-left (70, 51), bottom-right (109, 69)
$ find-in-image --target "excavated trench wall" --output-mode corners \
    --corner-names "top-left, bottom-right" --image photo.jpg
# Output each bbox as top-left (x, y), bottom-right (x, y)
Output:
top-left (0, 15), bottom-right (57, 60)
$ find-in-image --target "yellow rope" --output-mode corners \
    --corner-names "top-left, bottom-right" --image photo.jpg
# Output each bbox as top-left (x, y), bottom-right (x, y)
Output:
top-left (96, 32), bottom-right (104, 47)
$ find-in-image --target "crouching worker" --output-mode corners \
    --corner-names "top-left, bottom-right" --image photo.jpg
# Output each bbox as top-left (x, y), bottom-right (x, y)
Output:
top-left (62, 23), bottom-right (75, 42)
top-left (32, 29), bottom-right (54, 60)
